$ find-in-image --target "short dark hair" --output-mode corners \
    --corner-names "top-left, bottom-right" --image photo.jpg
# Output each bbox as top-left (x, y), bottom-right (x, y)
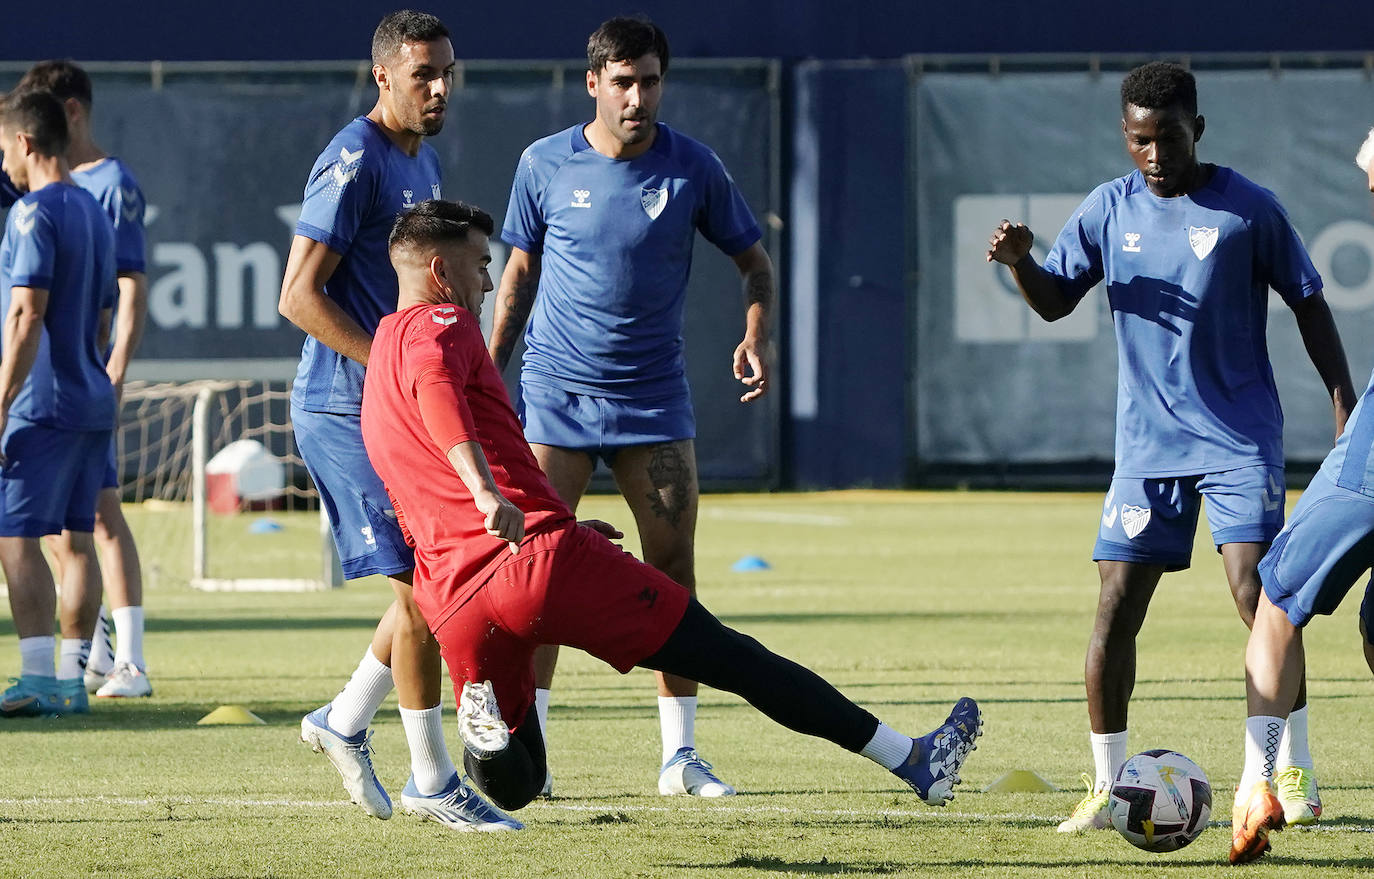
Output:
top-left (587, 16), bottom-right (670, 75)
top-left (0, 90), bottom-right (70, 157)
top-left (389, 200), bottom-right (494, 255)
top-left (1121, 62), bottom-right (1197, 116)
top-left (372, 10), bottom-right (450, 66)
top-left (15, 59), bottom-right (93, 108)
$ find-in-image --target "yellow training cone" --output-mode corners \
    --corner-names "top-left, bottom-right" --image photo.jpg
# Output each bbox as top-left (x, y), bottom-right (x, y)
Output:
top-left (197, 705), bottom-right (267, 725)
top-left (982, 770), bottom-right (1058, 793)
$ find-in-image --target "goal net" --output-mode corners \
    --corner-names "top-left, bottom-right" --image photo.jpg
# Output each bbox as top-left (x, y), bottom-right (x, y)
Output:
top-left (119, 379), bottom-right (340, 592)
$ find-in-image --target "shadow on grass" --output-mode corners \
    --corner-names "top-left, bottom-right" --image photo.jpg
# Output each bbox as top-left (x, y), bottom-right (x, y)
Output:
top-left (717, 610), bottom-right (1058, 626)
top-left (671, 855), bottom-right (903, 874)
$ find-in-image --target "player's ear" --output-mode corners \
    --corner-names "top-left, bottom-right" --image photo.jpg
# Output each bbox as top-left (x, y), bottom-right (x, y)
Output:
top-left (1193, 115), bottom-right (1205, 143)
top-left (373, 63), bottom-right (389, 93)
top-left (428, 254), bottom-right (450, 297)
top-left (585, 69), bottom-right (598, 99)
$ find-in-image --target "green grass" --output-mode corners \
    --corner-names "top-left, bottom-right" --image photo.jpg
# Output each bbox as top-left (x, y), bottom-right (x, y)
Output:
top-left (2, 491), bottom-right (1373, 877)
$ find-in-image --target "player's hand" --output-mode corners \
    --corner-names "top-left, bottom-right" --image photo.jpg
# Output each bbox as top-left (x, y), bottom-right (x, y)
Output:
top-left (733, 336), bottom-right (770, 403)
top-left (578, 518), bottom-right (623, 541)
top-left (986, 220), bottom-right (1034, 265)
top-left (476, 490), bottom-right (525, 554)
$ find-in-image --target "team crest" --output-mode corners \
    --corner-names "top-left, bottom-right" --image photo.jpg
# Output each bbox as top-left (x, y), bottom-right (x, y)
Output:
top-left (640, 186), bottom-right (667, 220)
top-left (1121, 504), bottom-right (1152, 539)
top-left (431, 305), bottom-right (458, 326)
top-left (431, 182), bottom-right (442, 199)
top-left (1188, 225), bottom-right (1219, 260)
top-left (11, 201), bottom-right (37, 235)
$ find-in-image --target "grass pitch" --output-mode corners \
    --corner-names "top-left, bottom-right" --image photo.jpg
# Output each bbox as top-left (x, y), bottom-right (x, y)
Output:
top-left (2, 490), bottom-right (1373, 877)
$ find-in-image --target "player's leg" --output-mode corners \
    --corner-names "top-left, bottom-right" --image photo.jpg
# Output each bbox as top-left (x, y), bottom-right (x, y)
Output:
top-left (519, 524), bottom-right (981, 806)
top-left (293, 406), bottom-right (439, 820)
top-left (0, 535), bottom-right (63, 716)
top-left (1065, 475), bottom-right (1196, 831)
top-left (610, 439), bottom-right (734, 796)
top-left (84, 443), bottom-right (124, 691)
top-left (1204, 464), bottom-right (1319, 825)
top-left (1362, 602), bottom-right (1374, 677)
top-left (526, 441), bottom-right (595, 797)
top-left (91, 484), bottom-right (151, 698)
top-left (50, 430), bottom-right (110, 711)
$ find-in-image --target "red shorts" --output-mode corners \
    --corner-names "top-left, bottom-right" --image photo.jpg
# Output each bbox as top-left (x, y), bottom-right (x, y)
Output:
top-left (431, 521), bottom-right (690, 730)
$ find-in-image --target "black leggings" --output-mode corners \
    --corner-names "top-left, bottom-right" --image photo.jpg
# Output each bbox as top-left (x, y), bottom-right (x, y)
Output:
top-left (465, 598), bottom-right (881, 811)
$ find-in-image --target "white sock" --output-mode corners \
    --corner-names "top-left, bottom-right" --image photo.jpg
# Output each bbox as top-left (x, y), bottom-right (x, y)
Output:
top-left (1091, 730), bottom-right (1129, 791)
top-left (89, 605), bottom-right (114, 674)
top-left (658, 695), bottom-right (697, 764)
top-left (328, 648), bottom-right (394, 736)
top-left (112, 605), bottom-right (145, 670)
top-left (1241, 715), bottom-right (1286, 796)
top-left (18, 636), bottom-right (55, 678)
top-left (860, 722), bottom-right (914, 770)
top-left (58, 639), bottom-right (92, 681)
top-left (400, 705), bottom-right (456, 796)
top-left (534, 687), bottom-right (551, 744)
top-left (1277, 705), bottom-right (1312, 769)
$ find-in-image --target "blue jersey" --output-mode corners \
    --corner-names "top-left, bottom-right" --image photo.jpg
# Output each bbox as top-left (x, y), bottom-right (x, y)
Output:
top-left (291, 117), bottom-right (442, 414)
top-left (71, 157), bottom-right (147, 274)
top-left (501, 122), bottom-right (761, 400)
top-left (1320, 369), bottom-right (1374, 497)
top-left (1045, 166), bottom-right (1320, 478)
top-left (0, 183), bottom-right (117, 430)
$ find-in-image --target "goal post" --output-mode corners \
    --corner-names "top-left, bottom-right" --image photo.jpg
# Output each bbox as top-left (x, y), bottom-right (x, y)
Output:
top-left (118, 379), bottom-right (342, 592)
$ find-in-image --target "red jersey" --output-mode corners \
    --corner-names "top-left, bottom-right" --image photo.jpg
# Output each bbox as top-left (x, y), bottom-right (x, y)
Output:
top-left (362, 302), bottom-right (573, 628)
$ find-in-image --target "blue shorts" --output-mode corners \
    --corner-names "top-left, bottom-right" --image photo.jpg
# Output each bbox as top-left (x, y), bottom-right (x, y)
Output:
top-left (0, 418), bottom-right (111, 537)
top-left (1093, 465), bottom-right (1285, 570)
top-left (291, 404), bottom-right (414, 580)
top-left (103, 435), bottom-right (119, 490)
top-left (1259, 470), bottom-right (1374, 629)
top-left (519, 382), bottom-right (695, 464)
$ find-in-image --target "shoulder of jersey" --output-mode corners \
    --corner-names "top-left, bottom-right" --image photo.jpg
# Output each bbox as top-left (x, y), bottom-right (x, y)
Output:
top-left (324, 118), bottom-right (386, 170)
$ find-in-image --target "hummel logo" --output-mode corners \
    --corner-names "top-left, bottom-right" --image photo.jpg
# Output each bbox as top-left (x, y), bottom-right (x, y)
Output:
top-left (361, 525), bottom-right (376, 546)
top-left (431, 305), bottom-right (458, 327)
top-left (339, 146), bottom-right (364, 165)
top-left (1122, 232), bottom-right (1142, 253)
top-left (119, 186), bottom-right (142, 223)
top-left (1101, 487), bottom-right (1117, 528)
top-left (402, 189), bottom-right (415, 208)
top-left (571, 189), bottom-right (591, 208)
top-left (637, 586), bottom-right (659, 608)
top-left (1263, 473), bottom-right (1282, 512)
top-left (12, 201), bottom-right (38, 236)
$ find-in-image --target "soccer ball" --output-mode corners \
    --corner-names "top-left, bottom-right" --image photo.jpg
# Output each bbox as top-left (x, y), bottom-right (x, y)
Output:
top-left (1108, 749), bottom-right (1212, 853)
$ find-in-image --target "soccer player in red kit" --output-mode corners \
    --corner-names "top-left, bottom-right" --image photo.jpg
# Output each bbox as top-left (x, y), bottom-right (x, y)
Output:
top-left (361, 199), bottom-right (983, 815)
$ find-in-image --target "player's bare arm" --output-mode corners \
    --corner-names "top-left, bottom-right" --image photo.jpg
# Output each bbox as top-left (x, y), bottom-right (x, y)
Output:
top-left (279, 235), bottom-right (375, 366)
top-left (986, 219), bottom-right (1077, 321)
top-left (488, 245), bottom-right (541, 372)
top-left (444, 439), bottom-right (525, 551)
top-left (731, 242), bottom-right (774, 403)
top-left (0, 286), bottom-right (50, 458)
top-left (1290, 293), bottom-right (1356, 439)
top-left (105, 270), bottom-right (146, 396)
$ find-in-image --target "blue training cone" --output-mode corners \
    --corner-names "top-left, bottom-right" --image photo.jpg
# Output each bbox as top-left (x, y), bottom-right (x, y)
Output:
top-left (249, 518), bottom-right (284, 534)
top-left (731, 555), bottom-right (771, 572)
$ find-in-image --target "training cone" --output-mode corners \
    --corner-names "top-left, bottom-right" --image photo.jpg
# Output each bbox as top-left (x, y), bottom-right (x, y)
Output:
top-left (982, 770), bottom-right (1058, 793)
top-left (197, 705), bottom-right (267, 725)
top-left (249, 518), bottom-right (284, 534)
top-left (731, 555), bottom-right (771, 572)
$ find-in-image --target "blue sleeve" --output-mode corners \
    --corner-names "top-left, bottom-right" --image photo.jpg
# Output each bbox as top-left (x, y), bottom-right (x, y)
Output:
top-left (1043, 188), bottom-right (1108, 302)
top-left (295, 144), bottom-right (378, 254)
top-left (110, 177), bottom-right (147, 274)
top-left (500, 148), bottom-right (546, 255)
top-left (7, 202), bottom-right (56, 290)
top-left (0, 169), bottom-right (17, 209)
top-left (1251, 191), bottom-right (1321, 308)
top-left (695, 150), bottom-right (761, 257)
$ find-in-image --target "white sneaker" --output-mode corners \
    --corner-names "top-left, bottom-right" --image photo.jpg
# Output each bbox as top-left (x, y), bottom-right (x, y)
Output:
top-left (84, 667), bottom-right (110, 694)
top-left (658, 748), bottom-right (736, 797)
top-left (95, 662), bottom-right (152, 698)
top-left (299, 705), bottom-right (392, 819)
top-left (1057, 774), bottom-right (1112, 832)
top-left (458, 680), bottom-right (510, 760)
top-left (401, 773), bottom-right (522, 831)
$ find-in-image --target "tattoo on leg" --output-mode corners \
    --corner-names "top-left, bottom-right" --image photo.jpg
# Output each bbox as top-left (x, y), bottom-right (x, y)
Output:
top-left (644, 444), bottom-right (692, 527)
